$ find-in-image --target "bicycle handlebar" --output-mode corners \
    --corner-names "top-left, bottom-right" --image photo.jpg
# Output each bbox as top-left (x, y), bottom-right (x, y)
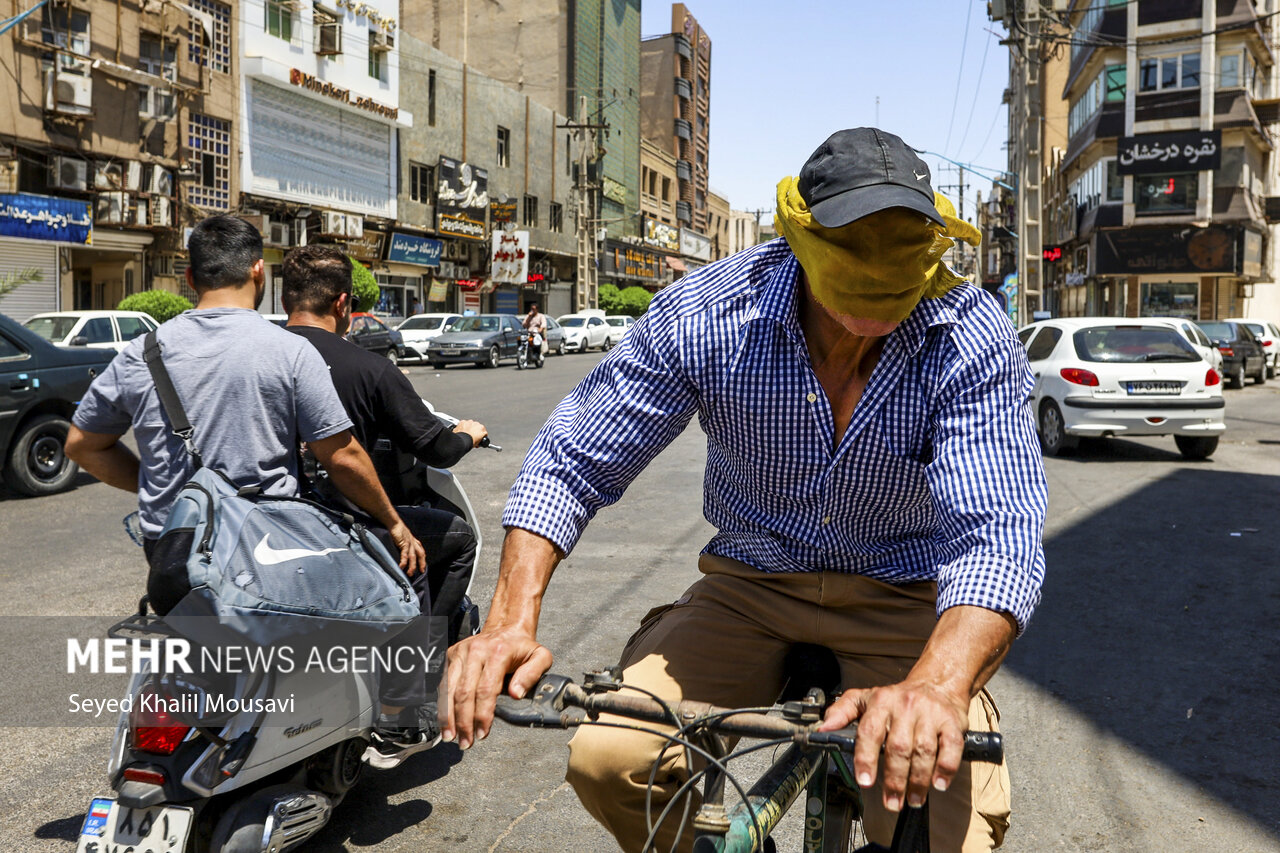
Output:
top-left (495, 674), bottom-right (1003, 765)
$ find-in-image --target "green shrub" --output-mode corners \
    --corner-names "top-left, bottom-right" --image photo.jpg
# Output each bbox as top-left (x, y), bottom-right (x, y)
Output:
top-left (350, 257), bottom-right (380, 312)
top-left (618, 285), bottom-right (653, 317)
top-left (597, 283), bottom-right (624, 314)
top-left (117, 289), bottom-right (192, 323)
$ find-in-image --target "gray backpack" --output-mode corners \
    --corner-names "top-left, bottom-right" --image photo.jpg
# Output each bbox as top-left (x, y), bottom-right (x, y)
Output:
top-left (143, 331), bottom-right (419, 649)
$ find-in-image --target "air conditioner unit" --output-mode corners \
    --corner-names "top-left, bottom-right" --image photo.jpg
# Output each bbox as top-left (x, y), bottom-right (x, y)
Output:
top-left (148, 166), bottom-right (173, 196)
top-left (44, 69), bottom-right (93, 115)
top-left (444, 241), bottom-right (462, 260)
top-left (134, 198), bottom-right (149, 226)
top-left (125, 160), bottom-right (143, 191)
top-left (264, 218), bottom-right (293, 247)
top-left (321, 211), bottom-right (346, 236)
top-left (345, 214), bottom-right (364, 239)
top-left (49, 156), bottom-right (88, 191)
top-left (95, 191), bottom-right (129, 224)
top-left (152, 196), bottom-right (172, 227)
top-left (369, 30), bottom-right (393, 52)
top-left (94, 161), bottom-right (124, 190)
top-left (0, 159), bottom-right (18, 193)
top-left (314, 18), bottom-right (342, 55)
top-left (439, 260), bottom-right (455, 279)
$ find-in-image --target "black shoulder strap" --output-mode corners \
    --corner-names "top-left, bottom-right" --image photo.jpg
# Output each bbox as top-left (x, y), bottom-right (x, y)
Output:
top-left (143, 330), bottom-right (204, 470)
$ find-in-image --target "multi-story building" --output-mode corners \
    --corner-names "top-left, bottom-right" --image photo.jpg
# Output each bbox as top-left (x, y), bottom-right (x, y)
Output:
top-left (639, 137), bottom-right (683, 284)
top-left (729, 209), bottom-right (760, 256)
top-left (402, 0), bottom-right (643, 243)
top-left (0, 0), bottom-right (238, 321)
top-left (1048, 0), bottom-right (1279, 321)
top-left (707, 188), bottom-right (729, 260)
top-left (234, 0), bottom-right (409, 313)
top-left (640, 3), bottom-right (712, 236)
top-left (394, 32), bottom-right (578, 317)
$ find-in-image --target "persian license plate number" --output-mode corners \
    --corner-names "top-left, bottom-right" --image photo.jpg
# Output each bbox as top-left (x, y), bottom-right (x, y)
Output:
top-left (1126, 381), bottom-right (1181, 395)
top-left (76, 798), bottom-right (193, 853)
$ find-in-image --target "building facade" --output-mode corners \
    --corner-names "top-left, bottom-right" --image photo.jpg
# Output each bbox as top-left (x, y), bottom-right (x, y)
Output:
top-left (1045, 0), bottom-right (1280, 322)
top-left (1, 0), bottom-right (238, 321)
top-left (729, 209), bottom-right (760, 256)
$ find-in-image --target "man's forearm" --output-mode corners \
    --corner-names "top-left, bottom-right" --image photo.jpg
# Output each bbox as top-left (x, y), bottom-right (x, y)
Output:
top-left (484, 528), bottom-right (562, 637)
top-left (65, 430), bottom-right (140, 492)
top-left (323, 443), bottom-right (402, 530)
top-left (905, 605), bottom-right (1017, 700)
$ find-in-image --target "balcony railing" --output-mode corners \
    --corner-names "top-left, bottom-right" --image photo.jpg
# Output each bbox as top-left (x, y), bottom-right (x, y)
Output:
top-left (674, 33), bottom-right (691, 60)
top-left (675, 77), bottom-right (692, 100)
top-left (674, 117), bottom-right (692, 140)
top-left (676, 159), bottom-right (692, 182)
top-left (676, 200), bottom-right (692, 222)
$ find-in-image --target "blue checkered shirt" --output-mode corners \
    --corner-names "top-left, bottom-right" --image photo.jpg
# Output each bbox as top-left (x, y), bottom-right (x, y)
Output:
top-left (503, 240), bottom-right (1047, 631)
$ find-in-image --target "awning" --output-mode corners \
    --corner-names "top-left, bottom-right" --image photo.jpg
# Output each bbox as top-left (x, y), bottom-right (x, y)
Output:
top-left (666, 256), bottom-right (687, 273)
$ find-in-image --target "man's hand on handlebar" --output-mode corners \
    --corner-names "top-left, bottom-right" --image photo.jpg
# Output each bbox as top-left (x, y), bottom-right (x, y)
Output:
top-left (443, 624), bottom-right (553, 750)
top-left (453, 419), bottom-right (488, 448)
top-left (386, 521), bottom-right (427, 576)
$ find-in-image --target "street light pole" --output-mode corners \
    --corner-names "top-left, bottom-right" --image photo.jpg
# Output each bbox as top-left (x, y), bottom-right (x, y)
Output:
top-left (560, 95), bottom-right (609, 312)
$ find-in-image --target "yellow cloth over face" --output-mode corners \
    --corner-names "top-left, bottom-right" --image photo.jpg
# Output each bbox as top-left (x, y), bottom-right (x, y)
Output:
top-left (773, 176), bottom-right (981, 323)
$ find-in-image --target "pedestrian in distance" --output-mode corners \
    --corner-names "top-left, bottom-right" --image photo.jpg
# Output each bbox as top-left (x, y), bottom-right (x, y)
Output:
top-left (444, 128), bottom-right (1047, 852)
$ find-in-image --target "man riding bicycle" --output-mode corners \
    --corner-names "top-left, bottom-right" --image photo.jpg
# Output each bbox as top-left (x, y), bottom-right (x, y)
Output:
top-left (446, 129), bottom-right (1046, 852)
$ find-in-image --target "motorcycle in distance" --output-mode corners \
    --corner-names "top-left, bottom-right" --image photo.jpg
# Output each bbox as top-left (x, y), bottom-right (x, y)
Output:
top-left (516, 329), bottom-right (544, 370)
top-left (75, 409), bottom-right (498, 853)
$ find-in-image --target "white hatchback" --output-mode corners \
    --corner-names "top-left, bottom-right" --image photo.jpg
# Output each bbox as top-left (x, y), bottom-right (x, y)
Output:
top-left (396, 313), bottom-right (462, 361)
top-left (23, 310), bottom-right (158, 353)
top-left (1017, 318), bottom-right (1225, 460)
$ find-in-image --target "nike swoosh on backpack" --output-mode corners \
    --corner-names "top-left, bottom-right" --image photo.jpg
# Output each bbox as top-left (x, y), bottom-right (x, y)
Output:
top-left (253, 534), bottom-right (347, 565)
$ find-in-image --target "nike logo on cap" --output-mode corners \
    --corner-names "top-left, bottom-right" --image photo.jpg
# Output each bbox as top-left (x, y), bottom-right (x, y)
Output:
top-left (914, 170), bottom-right (928, 181)
top-left (254, 534), bottom-right (346, 565)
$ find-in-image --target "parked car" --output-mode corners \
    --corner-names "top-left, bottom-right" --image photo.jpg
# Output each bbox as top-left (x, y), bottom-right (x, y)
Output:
top-left (543, 316), bottom-right (566, 355)
top-left (424, 313), bottom-right (524, 368)
top-left (23, 310), bottom-right (157, 354)
top-left (605, 315), bottom-right (637, 337)
top-left (1017, 318), bottom-right (1225, 460)
top-left (348, 312), bottom-right (406, 364)
top-left (0, 313), bottom-right (116, 495)
top-left (1223, 317), bottom-right (1280, 378)
top-left (557, 312), bottom-right (615, 352)
top-left (1140, 316), bottom-right (1223, 376)
top-left (1195, 320), bottom-right (1267, 388)
top-left (261, 314), bottom-right (288, 327)
top-left (396, 313), bottom-right (462, 362)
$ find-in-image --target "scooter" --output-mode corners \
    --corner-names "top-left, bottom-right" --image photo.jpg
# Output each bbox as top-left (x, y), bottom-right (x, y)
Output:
top-left (75, 415), bottom-right (496, 853)
top-left (515, 329), bottom-right (545, 370)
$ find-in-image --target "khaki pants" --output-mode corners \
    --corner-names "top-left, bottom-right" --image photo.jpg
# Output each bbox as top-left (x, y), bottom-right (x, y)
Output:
top-left (566, 556), bottom-right (1011, 853)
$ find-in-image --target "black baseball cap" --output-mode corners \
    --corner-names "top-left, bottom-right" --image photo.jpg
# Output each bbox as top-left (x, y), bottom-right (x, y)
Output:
top-left (797, 128), bottom-right (944, 228)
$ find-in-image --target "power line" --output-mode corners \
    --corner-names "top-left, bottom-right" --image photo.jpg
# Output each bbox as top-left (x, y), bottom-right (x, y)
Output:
top-left (943, 0), bottom-right (976, 157)
top-left (954, 28), bottom-right (994, 157)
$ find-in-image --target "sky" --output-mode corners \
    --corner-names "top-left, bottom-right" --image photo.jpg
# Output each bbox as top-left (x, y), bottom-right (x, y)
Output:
top-left (640, 0), bottom-right (1013, 225)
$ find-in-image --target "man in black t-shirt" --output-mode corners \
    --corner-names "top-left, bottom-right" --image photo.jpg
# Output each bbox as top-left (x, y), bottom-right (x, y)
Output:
top-left (282, 245), bottom-right (488, 765)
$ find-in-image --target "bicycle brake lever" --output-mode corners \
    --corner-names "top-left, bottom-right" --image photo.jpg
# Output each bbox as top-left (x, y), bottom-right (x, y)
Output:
top-left (494, 674), bottom-right (575, 728)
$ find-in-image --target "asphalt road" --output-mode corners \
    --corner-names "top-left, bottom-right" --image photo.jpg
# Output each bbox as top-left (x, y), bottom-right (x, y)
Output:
top-left (0, 346), bottom-right (1277, 852)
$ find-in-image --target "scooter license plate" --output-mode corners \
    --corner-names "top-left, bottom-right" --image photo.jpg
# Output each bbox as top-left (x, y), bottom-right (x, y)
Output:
top-left (76, 797), bottom-right (193, 852)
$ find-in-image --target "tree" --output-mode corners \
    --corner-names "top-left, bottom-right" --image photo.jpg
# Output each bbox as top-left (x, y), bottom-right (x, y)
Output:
top-left (618, 285), bottom-right (653, 317)
top-left (597, 283), bottom-right (624, 314)
top-left (350, 257), bottom-right (379, 313)
top-left (118, 290), bottom-right (193, 322)
top-left (0, 267), bottom-right (42, 301)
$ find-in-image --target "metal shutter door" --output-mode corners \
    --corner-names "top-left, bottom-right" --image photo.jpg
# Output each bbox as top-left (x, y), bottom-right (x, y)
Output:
top-left (0, 238), bottom-right (59, 324)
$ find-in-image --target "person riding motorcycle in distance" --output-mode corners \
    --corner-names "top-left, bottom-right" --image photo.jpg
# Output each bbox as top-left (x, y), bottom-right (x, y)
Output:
top-left (281, 244), bottom-right (488, 764)
top-left (522, 302), bottom-right (548, 359)
top-left (445, 129), bottom-right (1047, 852)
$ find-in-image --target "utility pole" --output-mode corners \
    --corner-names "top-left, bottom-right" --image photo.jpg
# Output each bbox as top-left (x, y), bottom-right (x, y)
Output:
top-left (1013, 0), bottom-right (1044, 325)
top-left (560, 96), bottom-right (608, 312)
top-left (936, 164), bottom-right (970, 277)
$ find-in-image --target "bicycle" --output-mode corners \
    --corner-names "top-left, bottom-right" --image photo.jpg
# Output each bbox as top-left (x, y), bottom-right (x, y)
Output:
top-left (516, 329), bottom-right (545, 370)
top-left (495, 654), bottom-right (1004, 853)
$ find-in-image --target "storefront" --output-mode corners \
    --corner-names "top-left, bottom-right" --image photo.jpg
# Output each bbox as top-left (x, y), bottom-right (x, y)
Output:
top-left (601, 239), bottom-right (664, 290)
top-left (0, 193), bottom-right (93, 321)
top-left (383, 230), bottom-right (443, 317)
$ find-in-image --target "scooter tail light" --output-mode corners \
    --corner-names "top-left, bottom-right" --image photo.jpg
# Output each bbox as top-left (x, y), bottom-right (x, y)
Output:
top-left (1205, 367), bottom-right (1221, 387)
top-left (130, 685), bottom-right (191, 756)
top-left (1059, 367), bottom-right (1099, 387)
top-left (122, 767), bottom-right (167, 786)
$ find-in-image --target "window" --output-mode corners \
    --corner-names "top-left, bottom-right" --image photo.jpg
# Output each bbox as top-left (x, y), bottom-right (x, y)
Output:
top-left (265, 0), bottom-right (293, 41)
top-left (497, 126), bottom-right (511, 168)
top-left (549, 202), bottom-right (563, 233)
top-left (1068, 66), bottom-right (1122, 137)
top-left (1025, 327), bottom-right (1062, 361)
top-left (428, 69), bottom-right (436, 126)
top-left (81, 317), bottom-right (114, 344)
top-left (1139, 53), bottom-right (1200, 92)
top-left (188, 0), bottom-right (231, 74)
top-left (1220, 53), bottom-right (1240, 88)
top-left (1105, 64), bottom-right (1126, 101)
top-left (1139, 284), bottom-right (1200, 321)
top-left (116, 316), bottom-right (152, 341)
top-left (1073, 0), bottom-right (1127, 60)
top-left (1135, 172), bottom-right (1198, 215)
top-left (1069, 157), bottom-right (1119, 212)
top-left (1106, 160), bottom-right (1124, 202)
top-left (409, 162), bottom-right (434, 203)
top-left (523, 194), bottom-right (538, 227)
top-left (139, 34), bottom-right (177, 118)
top-left (0, 333), bottom-right (24, 361)
top-left (696, 189), bottom-right (706, 210)
top-left (368, 31), bottom-right (385, 79)
top-left (41, 5), bottom-right (90, 60)
top-left (314, 4), bottom-right (341, 55)
top-left (661, 176), bottom-right (671, 201)
top-left (187, 113), bottom-right (231, 210)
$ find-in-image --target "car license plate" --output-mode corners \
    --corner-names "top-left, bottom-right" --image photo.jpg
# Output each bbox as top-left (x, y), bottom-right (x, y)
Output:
top-left (443, 346), bottom-right (463, 352)
top-left (76, 797), bottom-right (193, 853)
top-left (1126, 381), bottom-right (1182, 395)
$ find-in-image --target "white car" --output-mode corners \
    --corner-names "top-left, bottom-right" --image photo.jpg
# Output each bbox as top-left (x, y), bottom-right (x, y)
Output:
top-left (396, 313), bottom-right (462, 362)
top-left (1223, 317), bottom-right (1280, 378)
top-left (23, 310), bottom-right (158, 353)
top-left (605, 315), bottom-right (636, 337)
top-left (557, 312), bottom-right (615, 353)
top-left (1140, 316), bottom-right (1223, 376)
top-left (1017, 318), bottom-right (1225, 460)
